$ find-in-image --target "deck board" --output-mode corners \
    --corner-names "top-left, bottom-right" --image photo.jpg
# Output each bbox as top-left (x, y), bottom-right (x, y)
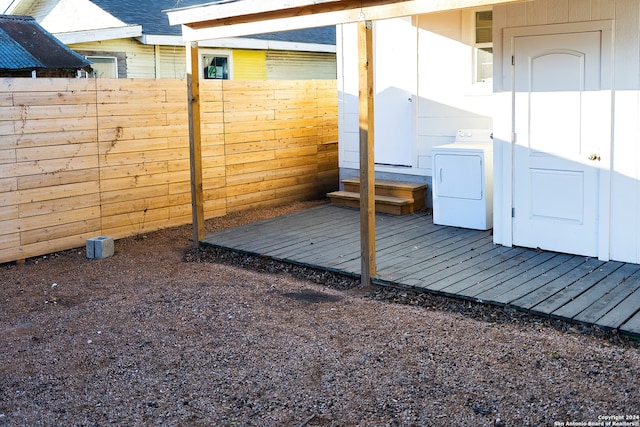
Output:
top-left (593, 273), bottom-right (640, 330)
top-left (552, 264), bottom-right (638, 320)
top-left (202, 204), bottom-right (640, 338)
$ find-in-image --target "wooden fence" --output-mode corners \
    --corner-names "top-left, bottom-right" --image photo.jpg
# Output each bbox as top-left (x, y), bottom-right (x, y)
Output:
top-left (0, 78), bottom-right (338, 263)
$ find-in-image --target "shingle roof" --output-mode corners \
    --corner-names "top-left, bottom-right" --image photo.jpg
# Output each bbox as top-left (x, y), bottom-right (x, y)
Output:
top-left (91, 0), bottom-right (336, 45)
top-left (0, 15), bottom-right (91, 71)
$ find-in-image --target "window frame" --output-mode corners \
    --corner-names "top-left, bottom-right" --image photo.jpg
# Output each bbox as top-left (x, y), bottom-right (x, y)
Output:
top-left (473, 9), bottom-right (493, 85)
top-left (200, 49), bottom-right (233, 80)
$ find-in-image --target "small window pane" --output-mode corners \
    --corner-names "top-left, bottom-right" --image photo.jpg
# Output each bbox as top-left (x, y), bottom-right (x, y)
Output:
top-left (88, 57), bottom-right (117, 78)
top-left (475, 11), bottom-right (493, 44)
top-left (476, 47), bottom-right (493, 83)
top-left (203, 55), bottom-right (229, 79)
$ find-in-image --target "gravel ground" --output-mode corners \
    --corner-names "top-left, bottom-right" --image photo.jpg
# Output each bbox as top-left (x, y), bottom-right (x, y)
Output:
top-left (1, 200), bottom-right (639, 426)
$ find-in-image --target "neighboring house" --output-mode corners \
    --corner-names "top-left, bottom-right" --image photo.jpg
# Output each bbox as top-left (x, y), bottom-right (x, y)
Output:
top-left (0, 14), bottom-right (91, 77)
top-left (168, 0), bottom-right (640, 265)
top-left (2, 0), bottom-right (336, 79)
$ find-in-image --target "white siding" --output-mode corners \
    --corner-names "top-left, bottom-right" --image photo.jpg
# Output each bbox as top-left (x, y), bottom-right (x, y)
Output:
top-left (20, 0), bottom-right (55, 20)
top-left (337, 13), bottom-right (492, 176)
top-left (336, 23), bottom-right (361, 171)
top-left (158, 45), bottom-right (187, 79)
top-left (416, 11), bottom-right (493, 176)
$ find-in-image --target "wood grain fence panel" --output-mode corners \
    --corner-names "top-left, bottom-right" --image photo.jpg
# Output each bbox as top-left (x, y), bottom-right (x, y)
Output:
top-left (0, 177), bottom-right (17, 193)
top-left (0, 78), bottom-right (338, 263)
top-left (0, 148), bottom-right (15, 163)
top-left (13, 155), bottom-right (98, 177)
top-left (0, 205), bottom-right (18, 222)
top-left (19, 194), bottom-right (100, 218)
top-left (9, 130), bottom-right (96, 148)
top-left (21, 218), bottom-right (102, 245)
top-left (18, 206), bottom-right (100, 234)
top-left (16, 142), bottom-right (98, 162)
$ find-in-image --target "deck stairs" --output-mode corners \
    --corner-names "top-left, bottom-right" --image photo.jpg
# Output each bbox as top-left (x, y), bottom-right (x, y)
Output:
top-left (327, 178), bottom-right (427, 215)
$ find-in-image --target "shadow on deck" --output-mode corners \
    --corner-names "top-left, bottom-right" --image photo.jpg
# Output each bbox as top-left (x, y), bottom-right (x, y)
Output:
top-left (202, 204), bottom-right (640, 339)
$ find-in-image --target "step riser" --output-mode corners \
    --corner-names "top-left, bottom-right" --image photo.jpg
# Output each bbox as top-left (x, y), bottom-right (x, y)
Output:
top-left (343, 183), bottom-right (415, 199)
top-left (329, 196), bottom-right (411, 216)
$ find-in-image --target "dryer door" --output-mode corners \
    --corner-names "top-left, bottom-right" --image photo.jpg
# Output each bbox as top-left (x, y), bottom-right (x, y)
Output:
top-left (433, 152), bottom-right (484, 200)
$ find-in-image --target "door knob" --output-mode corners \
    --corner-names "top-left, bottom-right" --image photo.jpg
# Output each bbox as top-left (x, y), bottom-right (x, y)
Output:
top-left (588, 154), bottom-right (600, 161)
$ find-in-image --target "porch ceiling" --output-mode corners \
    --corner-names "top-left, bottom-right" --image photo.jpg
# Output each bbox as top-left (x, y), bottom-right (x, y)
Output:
top-left (166, 0), bottom-right (528, 40)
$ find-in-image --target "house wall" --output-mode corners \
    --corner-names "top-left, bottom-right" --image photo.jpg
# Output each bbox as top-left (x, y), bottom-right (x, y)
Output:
top-left (70, 41), bottom-right (336, 81)
top-left (0, 77), bottom-right (338, 264)
top-left (157, 45), bottom-right (187, 79)
top-left (70, 39), bottom-right (156, 78)
top-left (266, 51), bottom-right (337, 80)
top-left (337, 12), bottom-right (492, 202)
top-left (492, 0), bottom-right (640, 263)
top-left (234, 50), bottom-right (267, 79)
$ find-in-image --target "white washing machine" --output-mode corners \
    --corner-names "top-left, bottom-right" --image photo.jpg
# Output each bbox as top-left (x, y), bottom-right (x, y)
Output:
top-left (432, 129), bottom-right (494, 230)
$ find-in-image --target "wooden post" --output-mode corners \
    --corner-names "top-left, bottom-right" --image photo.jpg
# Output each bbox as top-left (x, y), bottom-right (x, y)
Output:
top-left (187, 42), bottom-right (205, 247)
top-left (358, 20), bottom-right (376, 285)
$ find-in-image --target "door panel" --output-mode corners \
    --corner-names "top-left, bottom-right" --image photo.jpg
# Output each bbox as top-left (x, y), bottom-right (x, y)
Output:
top-left (374, 18), bottom-right (416, 167)
top-left (513, 31), bottom-right (603, 256)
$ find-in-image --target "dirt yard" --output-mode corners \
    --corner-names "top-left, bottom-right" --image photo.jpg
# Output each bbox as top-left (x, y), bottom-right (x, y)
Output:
top-left (1, 200), bottom-right (639, 426)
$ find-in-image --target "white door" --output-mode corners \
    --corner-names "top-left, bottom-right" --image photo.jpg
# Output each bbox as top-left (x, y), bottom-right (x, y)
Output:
top-left (512, 31), bottom-right (608, 257)
top-left (374, 18), bottom-right (416, 167)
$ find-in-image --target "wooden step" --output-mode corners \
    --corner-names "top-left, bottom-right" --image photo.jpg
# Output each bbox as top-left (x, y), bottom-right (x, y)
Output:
top-left (326, 190), bottom-right (415, 216)
top-left (332, 178), bottom-right (427, 214)
top-left (328, 179), bottom-right (428, 215)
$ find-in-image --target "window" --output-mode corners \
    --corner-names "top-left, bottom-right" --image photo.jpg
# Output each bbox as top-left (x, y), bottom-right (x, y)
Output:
top-left (474, 10), bottom-right (493, 84)
top-left (202, 54), bottom-right (229, 79)
top-left (86, 56), bottom-right (118, 78)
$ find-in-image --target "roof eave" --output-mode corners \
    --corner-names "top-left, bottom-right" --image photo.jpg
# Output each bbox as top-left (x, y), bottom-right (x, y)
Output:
top-left (54, 25), bottom-right (143, 44)
top-left (167, 0), bottom-right (528, 41)
top-left (140, 34), bottom-right (335, 53)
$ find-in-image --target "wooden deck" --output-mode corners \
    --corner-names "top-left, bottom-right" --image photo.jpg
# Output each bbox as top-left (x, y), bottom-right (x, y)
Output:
top-left (202, 204), bottom-right (640, 338)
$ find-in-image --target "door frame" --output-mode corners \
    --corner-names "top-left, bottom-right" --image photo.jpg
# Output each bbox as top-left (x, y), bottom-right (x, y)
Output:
top-left (500, 20), bottom-right (613, 260)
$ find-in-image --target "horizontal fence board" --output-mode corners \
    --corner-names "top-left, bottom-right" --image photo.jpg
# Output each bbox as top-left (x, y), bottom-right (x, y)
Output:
top-left (11, 130), bottom-right (97, 148)
top-left (16, 142), bottom-right (98, 162)
top-left (0, 77), bottom-right (338, 263)
top-left (19, 194), bottom-right (101, 218)
top-left (3, 77), bottom-right (94, 92)
top-left (21, 218), bottom-right (102, 246)
top-left (18, 169), bottom-right (100, 191)
top-left (12, 91), bottom-right (97, 106)
top-left (0, 104), bottom-right (97, 120)
top-left (0, 204), bottom-right (19, 221)
top-left (17, 205), bottom-right (100, 233)
top-left (0, 122), bottom-right (15, 137)
top-left (0, 233), bottom-right (19, 251)
top-left (4, 232), bottom-right (95, 263)
top-left (1, 181), bottom-right (100, 206)
top-left (15, 116), bottom-right (97, 134)
top-left (0, 149), bottom-right (15, 164)
top-left (13, 155), bottom-right (98, 177)
top-left (0, 177), bottom-right (17, 193)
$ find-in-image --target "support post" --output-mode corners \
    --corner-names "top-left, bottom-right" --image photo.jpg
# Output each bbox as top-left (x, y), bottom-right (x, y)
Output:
top-left (358, 20), bottom-right (376, 285)
top-left (187, 42), bottom-right (205, 247)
